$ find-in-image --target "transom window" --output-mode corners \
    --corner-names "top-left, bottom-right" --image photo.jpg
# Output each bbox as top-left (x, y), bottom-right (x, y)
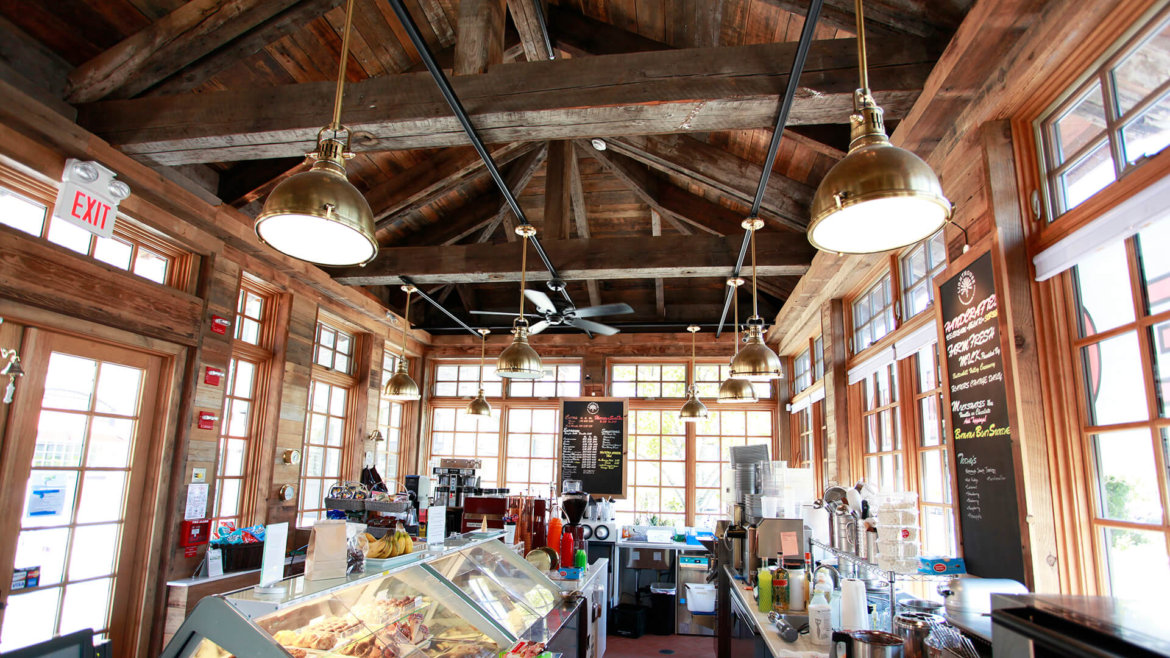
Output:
top-left (314, 322), bottom-right (354, 374)
top-left (610, 363), bottom-right (687, 398)
top-left (901, 230), bottom-right (947, 318)
top-left (813, 336), bottom-right (825, 381)
top-left (1038, 7), bottom-right (1170, 217)
top-left (793, 349), bottom-right (812, 393)
top-left (852, 273), bottom-right (896, 353)
top-left (693, 363), bottom-right (772, 399)
top-left (509, 363), bottom-right (582, 398)
top-left (234, 289), bottom-right (265, 345)
top-left (433, 363), bottom-right (504, 398)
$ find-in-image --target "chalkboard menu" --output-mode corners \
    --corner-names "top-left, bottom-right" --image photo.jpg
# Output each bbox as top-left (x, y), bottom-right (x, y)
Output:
top-left (560, 399), bottom-right (627, 498)
top-left (937, 251), bottom-right (1026, 582)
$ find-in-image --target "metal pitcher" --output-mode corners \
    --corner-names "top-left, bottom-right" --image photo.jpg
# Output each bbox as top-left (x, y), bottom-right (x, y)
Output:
top-left (831, 630), bottom-right (905, 658)
top-left (894, 613), bottom-right (944, 658)
top-left (833, 508), bottom-right (858, 554)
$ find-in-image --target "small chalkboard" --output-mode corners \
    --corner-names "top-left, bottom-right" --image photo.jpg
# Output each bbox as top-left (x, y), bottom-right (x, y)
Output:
top-left (936, 250), bottom-right (1026, 582)
top-left (560, 398), bottom-right (627, 498)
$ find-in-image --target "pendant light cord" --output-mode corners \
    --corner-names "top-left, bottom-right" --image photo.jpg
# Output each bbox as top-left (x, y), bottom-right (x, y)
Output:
top-left (478, 333), bottom-right (486, 388)
top-left (733, 286), bottom-right (740, 356)
top-left (518, 233), bottom-right (529, 323)
top-left (750, 225), bottom-right (759, 320)
top-left (401, 289), bottom-right (412, 359)
top-left (330, 0), bottom-right (356, 132)
top-left (855, 0), bottom-right (869, 93)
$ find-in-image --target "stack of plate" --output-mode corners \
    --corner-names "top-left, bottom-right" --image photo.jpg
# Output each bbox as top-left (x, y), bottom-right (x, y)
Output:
top-left (743, 493), bottom-right (764, 525)
top-left (733, 463), bottom-right (758, 504)
top-left (729, 444), bottom-right (770, 465)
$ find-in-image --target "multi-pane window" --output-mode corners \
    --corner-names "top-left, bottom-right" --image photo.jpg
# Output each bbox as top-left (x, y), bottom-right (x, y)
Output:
top-left (1, 186), bottom-right (179, 286)
top-left (429, 407), bottom-right (501, 487)
top-left (859, 364), bottom-right (904, 492)
top-left (693, 363), bottom-right (772, 399)
top-left (793, 407), bottom-right (814, 470)
top-left (813, 337), bottom-right (825, 381)
top-left (375, 352), bottom-right (406, 489)
top-left (1068, 215), bottom-right (1170, 598)
top-left (913, 345), bottom-right (956, 556)
top-left (694, 411), bottom-right (773, 528)
top-left (299, 381), bottom-right (348, 526)
top-left (610, 363), bottom-right (687, 398)
top-left (616, 410), bottom-right (687, 526)
top-left (509, 363), bottom-right (582, 398)
top-left (1038, 9), bottom-right (1170, 217)
top-left (433, 363), bottom-right (503, 398)
top-left (314, 322), bottom-right (354, 374)
top-left (793, 349), bottom-right (812, 393)
top-left (504, 408), bottom-right (560, 494)
top-left (234, 289), bottom-right (265, 345)
top-left (901, 231), bottom-right (948, 318)
top-left (852, 274), bottom-right (896, 353)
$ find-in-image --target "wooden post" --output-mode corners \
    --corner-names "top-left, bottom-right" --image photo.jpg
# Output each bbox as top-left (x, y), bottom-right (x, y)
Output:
top-left (544, 140), bottom-right (571, 240)
top-left (454, 0), bottom-right (506, 75)
top-left (821, 299), bottom-right (849, 484)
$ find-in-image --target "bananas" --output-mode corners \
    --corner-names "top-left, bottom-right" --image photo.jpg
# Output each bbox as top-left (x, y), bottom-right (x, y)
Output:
top-left (366, 522), bottom-right (414, 559)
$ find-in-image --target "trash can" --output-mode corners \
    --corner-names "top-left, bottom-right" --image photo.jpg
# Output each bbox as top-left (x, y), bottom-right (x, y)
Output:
top-left (649, 582), bottom-right (676, 635)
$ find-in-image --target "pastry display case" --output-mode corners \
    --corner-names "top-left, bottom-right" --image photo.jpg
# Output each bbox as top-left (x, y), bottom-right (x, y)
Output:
top-left (162, 533), bottom-right (572, 658)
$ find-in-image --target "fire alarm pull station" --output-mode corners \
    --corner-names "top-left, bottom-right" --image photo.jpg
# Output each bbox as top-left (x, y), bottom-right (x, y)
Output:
top-left (180, 519), bottom-right (211, 547)
top-left (205, 367), bottom-right (225, 386)
top-left (197, 411), bottom-right (218, 430)
top-left (210, 315), bottom-right (231, 335)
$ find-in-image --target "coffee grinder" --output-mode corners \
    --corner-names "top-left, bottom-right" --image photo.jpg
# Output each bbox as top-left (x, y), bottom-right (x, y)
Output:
top-left (560, 479), bottom-right (589, 563)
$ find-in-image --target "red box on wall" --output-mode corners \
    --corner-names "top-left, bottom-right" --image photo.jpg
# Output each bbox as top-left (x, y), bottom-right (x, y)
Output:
top-left (197, 411), bottom-right (218, 430)
top-left (204, 366), bottom-right (224, 386)
top-left (180, 518), bottom-right (211, 547)
top-left (210, 315), bottom-right (231, 335)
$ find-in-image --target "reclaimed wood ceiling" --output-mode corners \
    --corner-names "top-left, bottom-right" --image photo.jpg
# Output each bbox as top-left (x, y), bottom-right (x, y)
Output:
top-left (0, 0), bottom-right (973, 333)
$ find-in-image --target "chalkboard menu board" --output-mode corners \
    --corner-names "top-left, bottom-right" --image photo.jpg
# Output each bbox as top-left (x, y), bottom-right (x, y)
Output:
top-left (937, 251), bottom-right (1026, 582)
top-left (560, 398), bottom-right (627, 498)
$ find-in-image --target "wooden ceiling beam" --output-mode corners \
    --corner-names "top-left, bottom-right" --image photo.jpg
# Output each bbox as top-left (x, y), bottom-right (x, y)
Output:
top-left (327, 232), bottom-right (815, 285)
top-left (606, 134), bottom-right (813, 232)
top-left (78, 37), bottom-right (935, 164)
top-left (542, 140), bottom-right (571, 240)
top-left (651, 209), bottom-right (665, 319)
top-left (760, 0), bottom-right (967, 42)
top-left (547, 5), bottom-right (671, 56)
top-left (567, 147), bottom-right (601, 308)
top-left (472, 143), bottom-right (548, 243)
top-left (454, 0), bottom-right (507, 75)
top-left (505, 0), bottom-right (552, 62)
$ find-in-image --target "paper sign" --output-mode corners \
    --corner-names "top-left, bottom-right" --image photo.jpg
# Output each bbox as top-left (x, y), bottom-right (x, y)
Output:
top-left (261, 522), bottom-right (288, 586)
top-left (207, 547), bottom-right (224, 577)
top-left (780, 531), bottom-right (798, 557)
top-left (185, 483), bottom-right (209, 520)
top-left (27, 486), bottom-right (66, 517)
top-left (427, 505), bottom-right (446, 545)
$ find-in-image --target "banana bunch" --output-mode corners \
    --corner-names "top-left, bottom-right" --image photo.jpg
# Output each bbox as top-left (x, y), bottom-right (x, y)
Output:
top-left (365, 522), bottom-right (415, 559)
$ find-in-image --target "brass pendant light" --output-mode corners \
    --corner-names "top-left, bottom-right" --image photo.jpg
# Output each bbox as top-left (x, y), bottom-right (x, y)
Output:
top-left (807, 0), bottom-right (951, 254)
top-left (718, 277), bottom-right (757, 403)
top-left (730, 218), bottom-right (783, 382)
top-left (254, 0), bottom-right (378, 267)
top-left (496, 225), bottom-right (545, 379)
top-left (384, 285), bottom-right (421, 401)
top-left (679, 325), bottom-right (709, 422)
top-left (465, 328), bottom-right (493, 418)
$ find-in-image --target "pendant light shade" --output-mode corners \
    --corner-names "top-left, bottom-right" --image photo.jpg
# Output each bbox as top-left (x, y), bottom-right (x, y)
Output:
top-left (497, 225), bottom-right (545, 379)
top-left (254, 0), bottom-right (379, 267)
top-left (718, 277), bottom-right (758, 403)
top-left (384, 285), bottom-right (421, 401)
top-left (807, 0), bottom-right (951, 255)
top-left (730, 324), bottom-right (783, 382)
top-left (466, 329), bottom-right (493, 417)
top-left (680, 325), bottom-right (709, 422)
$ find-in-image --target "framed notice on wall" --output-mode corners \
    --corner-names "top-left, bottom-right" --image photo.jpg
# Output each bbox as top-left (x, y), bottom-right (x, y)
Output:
top-left (560, 398), bottom-right (627, 498)
top-left (934, 248), bottom-right (1027, 582)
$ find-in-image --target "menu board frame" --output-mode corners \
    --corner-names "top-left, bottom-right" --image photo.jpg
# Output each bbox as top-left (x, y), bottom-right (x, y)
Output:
top-left (560, 397), bottom-right (628, 498)
top-left (932, 242), bottom-right (1029, 582)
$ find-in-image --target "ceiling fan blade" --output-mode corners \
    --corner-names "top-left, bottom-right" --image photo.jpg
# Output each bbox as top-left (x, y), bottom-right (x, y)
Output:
top-left (529, 320), bottom-right (551, 335)
top-left (567, 318), bottom-right (620, 336)
top-left (469, 310), bottom-right (541, 318)
top-left (573, 303), bottom-right (635, 318)
top-left (524, 288), bottom-right (558, 314)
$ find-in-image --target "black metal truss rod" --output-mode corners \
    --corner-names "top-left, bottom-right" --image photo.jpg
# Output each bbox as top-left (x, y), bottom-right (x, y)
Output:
top-left (385, 0), bottom-right (573, 307)
top-left (715, 0), bottom-right (823, 338)
top-left (531, 0), bottom-right (556, 60)
top-left (401, 275), bottom-right (481, 337)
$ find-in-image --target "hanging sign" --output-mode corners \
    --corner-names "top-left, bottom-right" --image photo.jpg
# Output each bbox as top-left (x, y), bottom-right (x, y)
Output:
top-left (560, 398), bottom-right (627, 498)
top-left (936, 250), bottom-right (1026, 582)
top-left (52, 159), bottom-right (131, 239)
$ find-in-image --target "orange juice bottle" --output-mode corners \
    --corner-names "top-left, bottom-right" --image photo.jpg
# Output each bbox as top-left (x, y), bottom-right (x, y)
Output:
top-left (547, 516), bottom-right (563, 551)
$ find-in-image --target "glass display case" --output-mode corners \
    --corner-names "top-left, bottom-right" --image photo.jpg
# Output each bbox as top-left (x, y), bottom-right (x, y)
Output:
top-left (162, 533), bottom-right (572, 658)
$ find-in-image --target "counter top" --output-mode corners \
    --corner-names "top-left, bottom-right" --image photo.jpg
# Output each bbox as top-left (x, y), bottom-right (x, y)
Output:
top-left (617, 539), bottom-right (707, 550)
top-left (728, 578), bottom-right (829, 657)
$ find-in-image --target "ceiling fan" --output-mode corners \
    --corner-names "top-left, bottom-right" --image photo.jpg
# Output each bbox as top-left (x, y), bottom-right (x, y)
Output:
top-left (470, 281), bottom-right (634, 336)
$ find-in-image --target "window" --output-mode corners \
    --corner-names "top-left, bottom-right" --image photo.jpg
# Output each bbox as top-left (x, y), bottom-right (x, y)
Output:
top-left (509, 363), bottom-right (582, 398)
top-left (504, 408), bottom-right (560, 493)
top-left (314, 323), bottom-right (354, 374)
top-left (793, 349), bottom-right (812, 394)
top-left (1067, 215), bottom-right (1170, 598)
top-left (852, 273), bottom-right (896, 353)
top-left (212, 281), bottom-right (275, 534)
top-left (616, 410), bottom-right (687, 526)
top-left (433, 363), bottom-right (503, 398)
top-left (610, 363), bottom-right (687, 398)
top-left (794, 407), bottom-right (814, 470)
top-left (693, 363), bottom-right (772, 399)
top-left (813, 336), bottom-right (825, 381)
top-left (429, 407), bottom-right (501, 487)
top-left (694, 410), bottom-right (773, 528)
top-left (858, 364), bottom-right (904, 492)
top-left (299, 381), bottom-right (349, 525)
top-left (913, 345), bottom-right (957, 556)
top-left (1038, 9), bottom-right (1170, 217)
top-left (901, 231), bottom-right (948, 318)
top-left (0, 185), bottom-right (184, 287)
top-left (375, 352), bottom-right (406, 489)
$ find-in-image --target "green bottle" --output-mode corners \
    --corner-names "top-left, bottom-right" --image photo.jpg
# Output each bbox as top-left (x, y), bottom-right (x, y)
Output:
top-left (574, 548), bottom-right (587, 568)
top-left (757, 560), bottom-right (773, 613)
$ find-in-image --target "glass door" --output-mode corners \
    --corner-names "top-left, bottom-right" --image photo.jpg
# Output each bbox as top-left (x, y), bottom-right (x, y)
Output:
top-left (0, 330), bottom-right (165, 655)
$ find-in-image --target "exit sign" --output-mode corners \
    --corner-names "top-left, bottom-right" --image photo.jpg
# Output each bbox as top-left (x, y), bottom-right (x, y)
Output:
top-left (52, 159), bottom-right (131, 239)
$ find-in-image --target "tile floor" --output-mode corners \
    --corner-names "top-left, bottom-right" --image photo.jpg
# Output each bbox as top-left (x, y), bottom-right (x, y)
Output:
top-left (605, 633), bottom-right (717, 658)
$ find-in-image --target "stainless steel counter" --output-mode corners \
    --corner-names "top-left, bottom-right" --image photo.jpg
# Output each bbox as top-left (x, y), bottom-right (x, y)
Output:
top-left (727, 576), bottom-right (829, 657)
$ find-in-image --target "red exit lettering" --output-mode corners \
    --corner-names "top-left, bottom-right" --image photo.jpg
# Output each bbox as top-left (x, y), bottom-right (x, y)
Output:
top-left (70, 190), bottom-right (112, 230)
